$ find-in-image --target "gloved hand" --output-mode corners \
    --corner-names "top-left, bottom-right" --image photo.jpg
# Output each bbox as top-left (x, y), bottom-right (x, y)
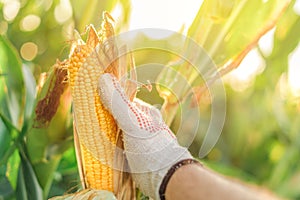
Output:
top-left (98, 73), bottom-right (192, 199)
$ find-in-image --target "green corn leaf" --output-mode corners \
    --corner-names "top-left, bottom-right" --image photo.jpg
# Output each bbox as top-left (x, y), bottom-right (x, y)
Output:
top-left (16, 150), bottom-right (43, 200)
top-left (6, 150), bottom-right (20, 190)
top-left (271, 1), bottom-right (300, 59)
top-left (22, 64), bottom-right (37, 126)
top-left (0, 119), bottom-right (11, 163)
top-left (0, 35), bottom-right (22, 168)
top-left (0, 35), bottom-right (24, 129)
top-left (0, 165), bottom-right (14, 199)
top-left (188, 0), bottom-right (290, 67)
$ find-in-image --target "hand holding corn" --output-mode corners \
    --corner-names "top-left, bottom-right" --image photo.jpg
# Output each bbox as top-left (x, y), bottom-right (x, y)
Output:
top-left (98, 73), bottom-right (193, 199)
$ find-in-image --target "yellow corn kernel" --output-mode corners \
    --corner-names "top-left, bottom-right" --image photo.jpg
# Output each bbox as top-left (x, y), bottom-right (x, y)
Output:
top-left (68, 25), bottom-right (117, 191)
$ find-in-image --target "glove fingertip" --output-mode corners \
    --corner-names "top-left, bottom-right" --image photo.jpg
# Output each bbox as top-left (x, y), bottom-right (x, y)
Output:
top-left (98, 73), bottom-right (114, 90)
top-left (98, 73), bottom-right (132, 117)
top-left (98, 73), bottom-right (115, 111)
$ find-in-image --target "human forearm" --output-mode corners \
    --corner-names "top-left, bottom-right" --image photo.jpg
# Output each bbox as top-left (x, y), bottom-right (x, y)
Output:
top-left (165, 164), bottom-right (280, 200)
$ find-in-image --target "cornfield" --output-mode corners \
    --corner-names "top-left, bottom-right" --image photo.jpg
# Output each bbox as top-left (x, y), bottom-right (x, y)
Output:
top-left (0, 0), bottom-right (300, 199)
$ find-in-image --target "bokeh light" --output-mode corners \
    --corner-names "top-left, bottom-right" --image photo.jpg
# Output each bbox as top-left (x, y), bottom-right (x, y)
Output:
top-left (259, 28), bottom-right (275, 57)
top-left (20, 14), bottom-right (41, 32)
top-left (225, 48), bottom-right (265, 92)
top-left (294, 0), bottom-right (300, 15)
top-left (20, 42), bottom-right (38, 61)
top-left (54, 0), bottom-right (73, 24)
top-left (288, 43), bottom-right (300, 97)
top-left (2, 0), bottom-right (20, 21)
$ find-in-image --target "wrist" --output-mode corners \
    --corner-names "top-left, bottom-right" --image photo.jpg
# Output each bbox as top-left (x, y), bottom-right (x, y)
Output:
top-left (159, 159), bottom-right (202, 200)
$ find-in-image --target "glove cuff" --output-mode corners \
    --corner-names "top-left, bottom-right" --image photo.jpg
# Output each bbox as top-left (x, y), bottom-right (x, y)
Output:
top-left (131, 147), bottom-right (192, 199)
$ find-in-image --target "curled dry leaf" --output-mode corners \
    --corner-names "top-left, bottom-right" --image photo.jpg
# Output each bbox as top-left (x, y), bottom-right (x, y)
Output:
top-left (34, 60), bottom-right (69, 128)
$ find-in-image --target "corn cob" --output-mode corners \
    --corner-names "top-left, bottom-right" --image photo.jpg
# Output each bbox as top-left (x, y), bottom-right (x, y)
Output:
top-left (68, 12), bottom-right (135, 198)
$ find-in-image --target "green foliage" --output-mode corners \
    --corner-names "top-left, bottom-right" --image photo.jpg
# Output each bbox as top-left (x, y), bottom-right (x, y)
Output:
top-left (157, 0), bottom-right (291, 124)
top-left (0, 0), bottom-right (300, 199)
top-left (0, 36), bottom-right (24, 128)
top-left (188, 0), bottom-right (290, 66)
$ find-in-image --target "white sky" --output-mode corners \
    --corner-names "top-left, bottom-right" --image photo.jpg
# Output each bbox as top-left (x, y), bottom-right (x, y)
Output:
top-left (129, 0), bottom-right (203, 37)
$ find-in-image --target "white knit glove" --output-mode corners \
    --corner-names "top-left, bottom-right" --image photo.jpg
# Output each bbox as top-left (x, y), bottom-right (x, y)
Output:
top-left (98, 73), bottom-right (192, 199)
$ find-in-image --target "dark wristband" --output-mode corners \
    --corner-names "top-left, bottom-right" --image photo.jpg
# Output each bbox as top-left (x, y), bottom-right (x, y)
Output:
top-left (159, 159), bottom-right (202, 200)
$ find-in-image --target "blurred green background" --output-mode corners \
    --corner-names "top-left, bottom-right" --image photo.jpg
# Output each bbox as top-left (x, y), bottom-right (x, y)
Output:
top-left (0, 0), bottom-right (300, 199)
